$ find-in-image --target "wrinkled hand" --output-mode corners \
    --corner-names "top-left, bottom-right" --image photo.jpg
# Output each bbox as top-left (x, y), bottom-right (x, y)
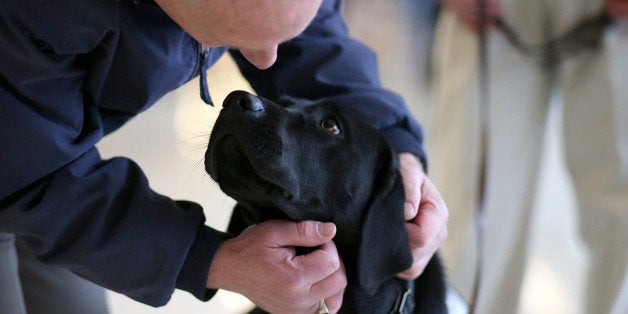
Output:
top-left (207, 220), bottom-right (346, 314)
top-left (607, 0), bottom-right (628, 19)
top-left (396, 153), bottom-right (449, 280)
top-left (440, 0), bottom-right (503, 32)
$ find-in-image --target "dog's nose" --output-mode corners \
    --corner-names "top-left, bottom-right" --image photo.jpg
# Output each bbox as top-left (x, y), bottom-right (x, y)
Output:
top-left (224, 90), bottom-right (264, 112)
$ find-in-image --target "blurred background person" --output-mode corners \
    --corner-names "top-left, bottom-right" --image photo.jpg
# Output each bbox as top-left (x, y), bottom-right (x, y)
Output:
top-left (430, 0), bottom-right (628, 313)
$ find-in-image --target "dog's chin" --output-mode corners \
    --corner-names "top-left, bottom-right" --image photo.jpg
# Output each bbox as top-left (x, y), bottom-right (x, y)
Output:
top-left (210, 135), bottom-right (293, 210)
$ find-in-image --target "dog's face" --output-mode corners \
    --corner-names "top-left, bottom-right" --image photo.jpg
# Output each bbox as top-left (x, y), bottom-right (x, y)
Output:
top-left (205, 91), bottom-right (387, 224)
top-left (205, 90), bottom-right (412, 294)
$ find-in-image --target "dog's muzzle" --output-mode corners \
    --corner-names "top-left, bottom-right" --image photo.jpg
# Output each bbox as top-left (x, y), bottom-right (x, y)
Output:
top-left (223, 90), bottom-right (264, 112)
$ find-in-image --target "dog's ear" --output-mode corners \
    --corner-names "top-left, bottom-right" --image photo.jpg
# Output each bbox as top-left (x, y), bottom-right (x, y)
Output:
top-left (357, 153), bottom-right (413, 295)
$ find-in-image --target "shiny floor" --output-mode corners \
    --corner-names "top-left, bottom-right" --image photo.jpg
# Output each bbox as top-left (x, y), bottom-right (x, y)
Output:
top-left (100, 1), bottom-right (619, 313)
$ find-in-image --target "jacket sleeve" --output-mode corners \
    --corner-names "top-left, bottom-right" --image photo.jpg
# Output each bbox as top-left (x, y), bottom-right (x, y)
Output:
top-left (230, 0), bottom-right (427, 166)
top-left (0, 0), bottom-right (226, 306)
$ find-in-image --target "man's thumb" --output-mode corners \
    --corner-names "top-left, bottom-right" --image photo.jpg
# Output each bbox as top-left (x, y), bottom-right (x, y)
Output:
top-left (270, 220), bottom-right (336, 247)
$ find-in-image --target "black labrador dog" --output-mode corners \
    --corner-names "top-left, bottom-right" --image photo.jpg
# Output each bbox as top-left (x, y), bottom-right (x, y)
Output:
top-left (205, 91), bottom-right (446, 313)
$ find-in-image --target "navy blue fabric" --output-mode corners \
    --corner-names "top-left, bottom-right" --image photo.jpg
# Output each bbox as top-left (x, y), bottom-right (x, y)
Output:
top-left (0, 0), bottom-right (426, 307)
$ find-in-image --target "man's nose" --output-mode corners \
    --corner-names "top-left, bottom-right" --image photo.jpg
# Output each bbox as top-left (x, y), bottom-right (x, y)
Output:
top-left (239, 46), bottom-right (278, 69)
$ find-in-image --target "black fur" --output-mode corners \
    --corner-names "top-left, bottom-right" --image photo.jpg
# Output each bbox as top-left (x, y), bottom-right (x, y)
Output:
top-left (206, 91), bottom-right (446, 313)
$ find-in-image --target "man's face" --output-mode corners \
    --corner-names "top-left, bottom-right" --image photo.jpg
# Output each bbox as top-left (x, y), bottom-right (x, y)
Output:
top-left (156, 0), bottom-right (323, 69)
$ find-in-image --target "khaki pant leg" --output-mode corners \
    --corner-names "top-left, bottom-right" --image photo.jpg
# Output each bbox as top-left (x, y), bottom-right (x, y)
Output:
top-left (561, 30), bottom-right (628, 314)
top-left (431, 5), bottom-right (552, 313)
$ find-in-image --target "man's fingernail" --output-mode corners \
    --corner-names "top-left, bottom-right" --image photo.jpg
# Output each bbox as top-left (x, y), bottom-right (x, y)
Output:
top-left (318, 222), bottom-right (336, 237)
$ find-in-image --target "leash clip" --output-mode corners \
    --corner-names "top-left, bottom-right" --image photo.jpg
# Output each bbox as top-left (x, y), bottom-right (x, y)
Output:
top-left (390, 287), bottom-right (412, 314)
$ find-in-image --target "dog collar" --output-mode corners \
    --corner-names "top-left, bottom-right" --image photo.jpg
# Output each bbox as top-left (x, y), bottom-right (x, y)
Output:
top-left (390, 280), bottom-right (414, 314)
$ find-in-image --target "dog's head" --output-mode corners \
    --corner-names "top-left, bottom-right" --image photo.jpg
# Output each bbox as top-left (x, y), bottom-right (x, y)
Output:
top-left (205, 90), bottom-right (412, 295)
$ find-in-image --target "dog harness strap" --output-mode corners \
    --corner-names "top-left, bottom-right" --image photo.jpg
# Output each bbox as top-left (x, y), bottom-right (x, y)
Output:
top-left (390, 281), bottom-right (414, 314)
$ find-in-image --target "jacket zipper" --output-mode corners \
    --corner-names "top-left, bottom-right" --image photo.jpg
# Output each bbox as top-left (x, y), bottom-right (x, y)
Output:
top-left (195, 42), bottom-right (213, 105)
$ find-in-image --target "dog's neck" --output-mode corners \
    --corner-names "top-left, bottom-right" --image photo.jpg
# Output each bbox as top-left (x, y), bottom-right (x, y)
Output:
top-left (332, 217), bottom-right (415, 314)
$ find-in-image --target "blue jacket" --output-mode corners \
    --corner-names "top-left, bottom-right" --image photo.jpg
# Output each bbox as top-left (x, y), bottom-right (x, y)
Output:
top-left (0, 0), bottom-right (425, 306)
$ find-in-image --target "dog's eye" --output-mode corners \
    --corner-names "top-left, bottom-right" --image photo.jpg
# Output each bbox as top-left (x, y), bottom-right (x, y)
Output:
top-left (320, 118), bottom-right (341, 135)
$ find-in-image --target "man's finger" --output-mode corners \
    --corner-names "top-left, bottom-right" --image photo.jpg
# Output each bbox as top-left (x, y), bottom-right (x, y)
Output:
top-left (263, 220), bottom-right (337, 247)
top-left (316, 285), bottom-right (345, 314)
top-left (310, 252), bottom-right (346, 314)
top-left (399, 153), bottom-right (423, 220)
top-left (308, 264), bottom-right (346, 299)
top-left (406, 217), bottom-right (437, 248)
top-left (293, 240), bottom-right (341, 283)
top-left (420, 177), bottom-right (448, 218)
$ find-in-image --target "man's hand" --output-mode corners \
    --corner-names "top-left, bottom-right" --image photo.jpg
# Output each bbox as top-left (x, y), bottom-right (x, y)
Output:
top-left (607, 0), bottom-right (628, 20)
top-left (440, 0), bottom-right (503, 33)
top-left (207, 220), bottom-right (346, 314)
top-left (396, 153), bottom-right (449, 280)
